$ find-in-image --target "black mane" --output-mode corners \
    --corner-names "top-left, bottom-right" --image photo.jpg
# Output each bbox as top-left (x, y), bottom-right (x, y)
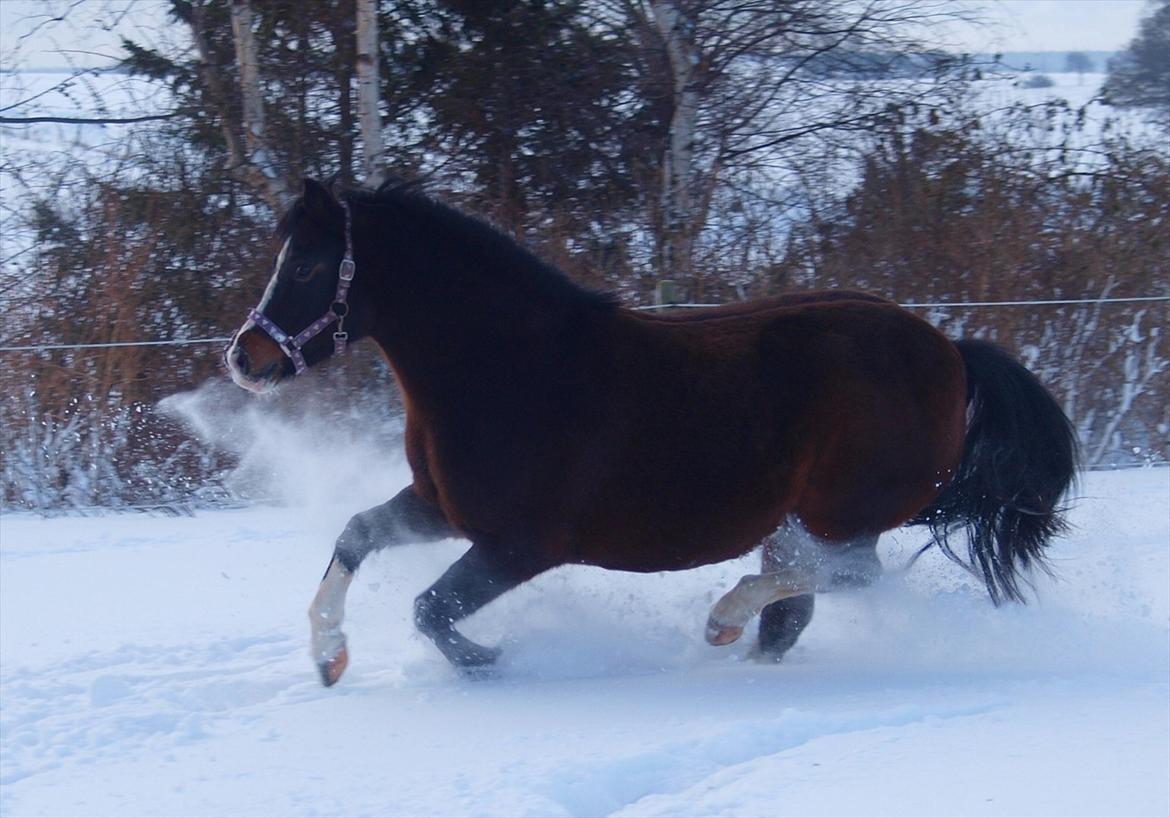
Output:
top-left (340, 181), bottom-right (619, 313)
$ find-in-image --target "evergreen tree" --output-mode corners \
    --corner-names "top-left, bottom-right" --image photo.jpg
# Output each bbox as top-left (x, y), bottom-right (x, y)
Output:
top-left (1102, 0), bottom-right (1170, 123)
top-left (1064, 51), bottom-right (1093, 84)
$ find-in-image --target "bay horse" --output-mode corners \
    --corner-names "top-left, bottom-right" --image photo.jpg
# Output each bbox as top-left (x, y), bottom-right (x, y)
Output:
top-left (225, 179), bottom-right (1077, 686)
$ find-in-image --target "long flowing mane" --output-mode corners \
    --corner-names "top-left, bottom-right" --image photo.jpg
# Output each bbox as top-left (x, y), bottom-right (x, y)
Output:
top-left (342, 181), bottom-right (620, 313)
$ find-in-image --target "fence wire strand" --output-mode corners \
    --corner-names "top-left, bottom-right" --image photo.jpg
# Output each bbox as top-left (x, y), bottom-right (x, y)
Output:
top-left (0, 294), bottom-right (1167, 352)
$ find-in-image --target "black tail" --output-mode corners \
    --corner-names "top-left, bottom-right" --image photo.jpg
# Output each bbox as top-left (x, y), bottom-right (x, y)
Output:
top-left (914, 339), bottom-right (1079, 604)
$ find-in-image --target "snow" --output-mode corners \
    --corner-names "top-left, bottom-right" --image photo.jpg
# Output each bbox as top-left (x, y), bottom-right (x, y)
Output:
top-left (1, 467), bottom-right (1167, 817)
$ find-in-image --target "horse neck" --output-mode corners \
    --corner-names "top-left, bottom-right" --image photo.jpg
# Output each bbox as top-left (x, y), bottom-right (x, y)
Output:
top-left (357, 204), bottom-right (597, 395)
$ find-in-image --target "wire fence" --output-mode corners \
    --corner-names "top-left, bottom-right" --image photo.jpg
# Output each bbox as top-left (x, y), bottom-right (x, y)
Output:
top-left (0, 336), bottom-right (234, 353)
top-left (2, 291), bottom-right (1160, 514)
top-left (2, 294), bottom-right (1167, 352)
top-left (634, 295), bottom-right (1170, 310)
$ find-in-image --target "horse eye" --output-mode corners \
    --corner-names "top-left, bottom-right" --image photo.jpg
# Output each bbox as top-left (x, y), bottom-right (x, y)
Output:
top-left (293, 263), bottom-right (313, 281)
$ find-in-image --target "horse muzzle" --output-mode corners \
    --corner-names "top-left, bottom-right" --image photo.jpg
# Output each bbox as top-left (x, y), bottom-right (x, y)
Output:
top-left (225, 327), bottom-right (292, 394)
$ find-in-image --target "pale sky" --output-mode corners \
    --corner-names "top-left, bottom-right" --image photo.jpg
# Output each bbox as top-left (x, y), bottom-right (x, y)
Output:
top-left (0, 1), bottom-right (175, 69)
top-left (953, 0), bottom-right (1151, 53)
top-left (0, 0), bottom-right (1156, 70)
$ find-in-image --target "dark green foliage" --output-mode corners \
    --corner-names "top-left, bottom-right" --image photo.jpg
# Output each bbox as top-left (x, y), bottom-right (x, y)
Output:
top-left (1102, 0), bottom-right (1170, 121)
top-left (387, 0), bottom-right (662, 287)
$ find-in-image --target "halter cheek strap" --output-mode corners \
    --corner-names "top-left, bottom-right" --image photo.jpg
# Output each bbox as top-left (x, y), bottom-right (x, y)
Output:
top-left (246, 199), bottom-right (356, 375)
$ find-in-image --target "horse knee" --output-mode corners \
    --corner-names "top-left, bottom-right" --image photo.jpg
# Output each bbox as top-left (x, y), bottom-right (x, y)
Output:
top-left (334, 513), bottom-right (374, 573)
top-left (413, 589), bottom-right (447, 636)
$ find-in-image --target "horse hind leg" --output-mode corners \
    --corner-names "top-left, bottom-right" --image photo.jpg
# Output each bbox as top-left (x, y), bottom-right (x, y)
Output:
top-left (706, 518), bottom-right (881, 653)
top-left (706, 571), bottom-right (811, 646)
top-left (757, 595), bottom-right (815, 661)
top-left (757, 521), bottom-right (814, 659)
top-left (310, 485), bottom-right (457, 687)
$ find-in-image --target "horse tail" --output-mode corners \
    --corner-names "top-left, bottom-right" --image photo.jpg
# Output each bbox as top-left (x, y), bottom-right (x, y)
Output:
top-left (914, 338), bottom-right (1079, 604)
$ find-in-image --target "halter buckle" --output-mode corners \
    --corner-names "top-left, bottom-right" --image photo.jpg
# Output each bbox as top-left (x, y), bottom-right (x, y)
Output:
top-left (339, 258), bottom-right (355, 281)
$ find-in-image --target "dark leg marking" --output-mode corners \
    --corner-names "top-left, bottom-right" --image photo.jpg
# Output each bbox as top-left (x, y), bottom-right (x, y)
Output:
top-left (414, 543), bottom-right (550, 671)
top-left (757, 594), bottom-right (815, 661)
top-left (333, 485), bottom-right (457, 573)
top-left (751, 520), bottom-right (881, 661)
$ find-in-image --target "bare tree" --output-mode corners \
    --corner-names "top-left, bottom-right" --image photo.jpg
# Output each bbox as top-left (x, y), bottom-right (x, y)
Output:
top-left (616, 0), bottom-right (977, 297)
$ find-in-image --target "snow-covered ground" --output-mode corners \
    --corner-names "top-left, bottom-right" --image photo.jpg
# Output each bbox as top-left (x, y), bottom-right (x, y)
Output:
top-left (1, 467), bottom-right (1167, 817)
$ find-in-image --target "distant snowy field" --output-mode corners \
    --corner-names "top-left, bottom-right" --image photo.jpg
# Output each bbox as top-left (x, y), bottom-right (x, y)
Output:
top-left (1, 467), bottom-right (1167, 817)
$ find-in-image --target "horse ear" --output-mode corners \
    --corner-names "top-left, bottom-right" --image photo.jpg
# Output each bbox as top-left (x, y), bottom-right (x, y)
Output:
top-left (302, 178), bottom-right (343, 230)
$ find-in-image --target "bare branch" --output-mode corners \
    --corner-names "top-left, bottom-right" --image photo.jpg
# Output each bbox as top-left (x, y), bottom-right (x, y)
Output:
top-left (0, 112), bottom-right (178, 124)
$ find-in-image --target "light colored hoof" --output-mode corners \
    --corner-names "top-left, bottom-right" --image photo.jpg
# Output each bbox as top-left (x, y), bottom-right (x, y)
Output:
top-left (316, 644), bottom-right (349, 687)
top-left (706, 620), bottom-right (744, 646)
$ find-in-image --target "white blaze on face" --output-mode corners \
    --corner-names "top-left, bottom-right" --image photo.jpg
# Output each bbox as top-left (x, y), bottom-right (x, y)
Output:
top-left (226, 236), bottom-right (292, 387)
top-left (250, 235), bottom-right (291, 328)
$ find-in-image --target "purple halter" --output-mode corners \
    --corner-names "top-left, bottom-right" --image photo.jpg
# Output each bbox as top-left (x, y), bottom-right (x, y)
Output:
top-left (247, 198), bottom-right (356, 375)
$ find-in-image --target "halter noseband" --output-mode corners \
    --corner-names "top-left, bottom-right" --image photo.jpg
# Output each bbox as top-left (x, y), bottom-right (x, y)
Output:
top-left (246, 198), bottom-right (356, 375)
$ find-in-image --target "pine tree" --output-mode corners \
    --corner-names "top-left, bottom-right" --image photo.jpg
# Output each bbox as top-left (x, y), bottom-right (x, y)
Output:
top-left (1102, 0), bottom-right (1170, 122)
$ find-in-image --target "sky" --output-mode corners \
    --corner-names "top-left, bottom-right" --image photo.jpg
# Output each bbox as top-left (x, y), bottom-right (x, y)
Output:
top-left (0, 0), bottom-right (175, 69)
top-left (0, 0), bottom-right (1156, 70)
top-left (955, 0), bottom-right (1151, 53)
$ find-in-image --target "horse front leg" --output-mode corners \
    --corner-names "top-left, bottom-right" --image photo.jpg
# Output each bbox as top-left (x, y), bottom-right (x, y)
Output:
top-left (310, 556), bottom-right (354, 686)
top-left (413, 540), bottom-right (551, 672)
top-left (309, 485), bottom-right (457, 686)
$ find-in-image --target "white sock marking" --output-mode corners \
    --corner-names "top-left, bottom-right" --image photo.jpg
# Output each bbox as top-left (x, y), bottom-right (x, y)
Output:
top-left (309, 558), bottom-right (353, 663)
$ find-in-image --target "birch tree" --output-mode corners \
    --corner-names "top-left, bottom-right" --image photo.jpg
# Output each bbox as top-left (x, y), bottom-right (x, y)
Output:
top-left (619, 0), bottom-right (976, 295)
top-left (178, 0), bottom-right (293, 212)
top-left (226, 0), bottom-right (290, 210)
top-left (651, 0), bottom-right (702, 282)
top-left (355, 0), bottom-right (385, 185)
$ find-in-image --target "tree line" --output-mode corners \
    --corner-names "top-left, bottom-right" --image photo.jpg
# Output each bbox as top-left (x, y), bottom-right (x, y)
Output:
top-left (1, 0), bottom-right (1167, 509)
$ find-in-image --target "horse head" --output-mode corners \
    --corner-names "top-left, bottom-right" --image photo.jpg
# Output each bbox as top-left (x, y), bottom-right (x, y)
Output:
top-left (226, 179), bottom-right (370, 393)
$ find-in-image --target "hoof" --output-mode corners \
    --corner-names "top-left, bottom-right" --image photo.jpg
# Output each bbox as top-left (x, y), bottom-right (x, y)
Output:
top-left (316, 644), bottom-right (349, 687)
top-left (706, 620), bottom-right (744, 646)
top-left (453, 643), bottom-right (501, 669)
top-left (748, 644), bottom-right (788, 663)
top-left (459, 662), bottom-right (500, 681)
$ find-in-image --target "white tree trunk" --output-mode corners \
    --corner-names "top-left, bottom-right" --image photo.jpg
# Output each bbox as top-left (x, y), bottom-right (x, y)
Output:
top-left (651, 0), bottom-right (700, 283)
top-left (227, 0), bottom-right (290, 210)
top-left (355, 0), bottom-right (385, 186)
